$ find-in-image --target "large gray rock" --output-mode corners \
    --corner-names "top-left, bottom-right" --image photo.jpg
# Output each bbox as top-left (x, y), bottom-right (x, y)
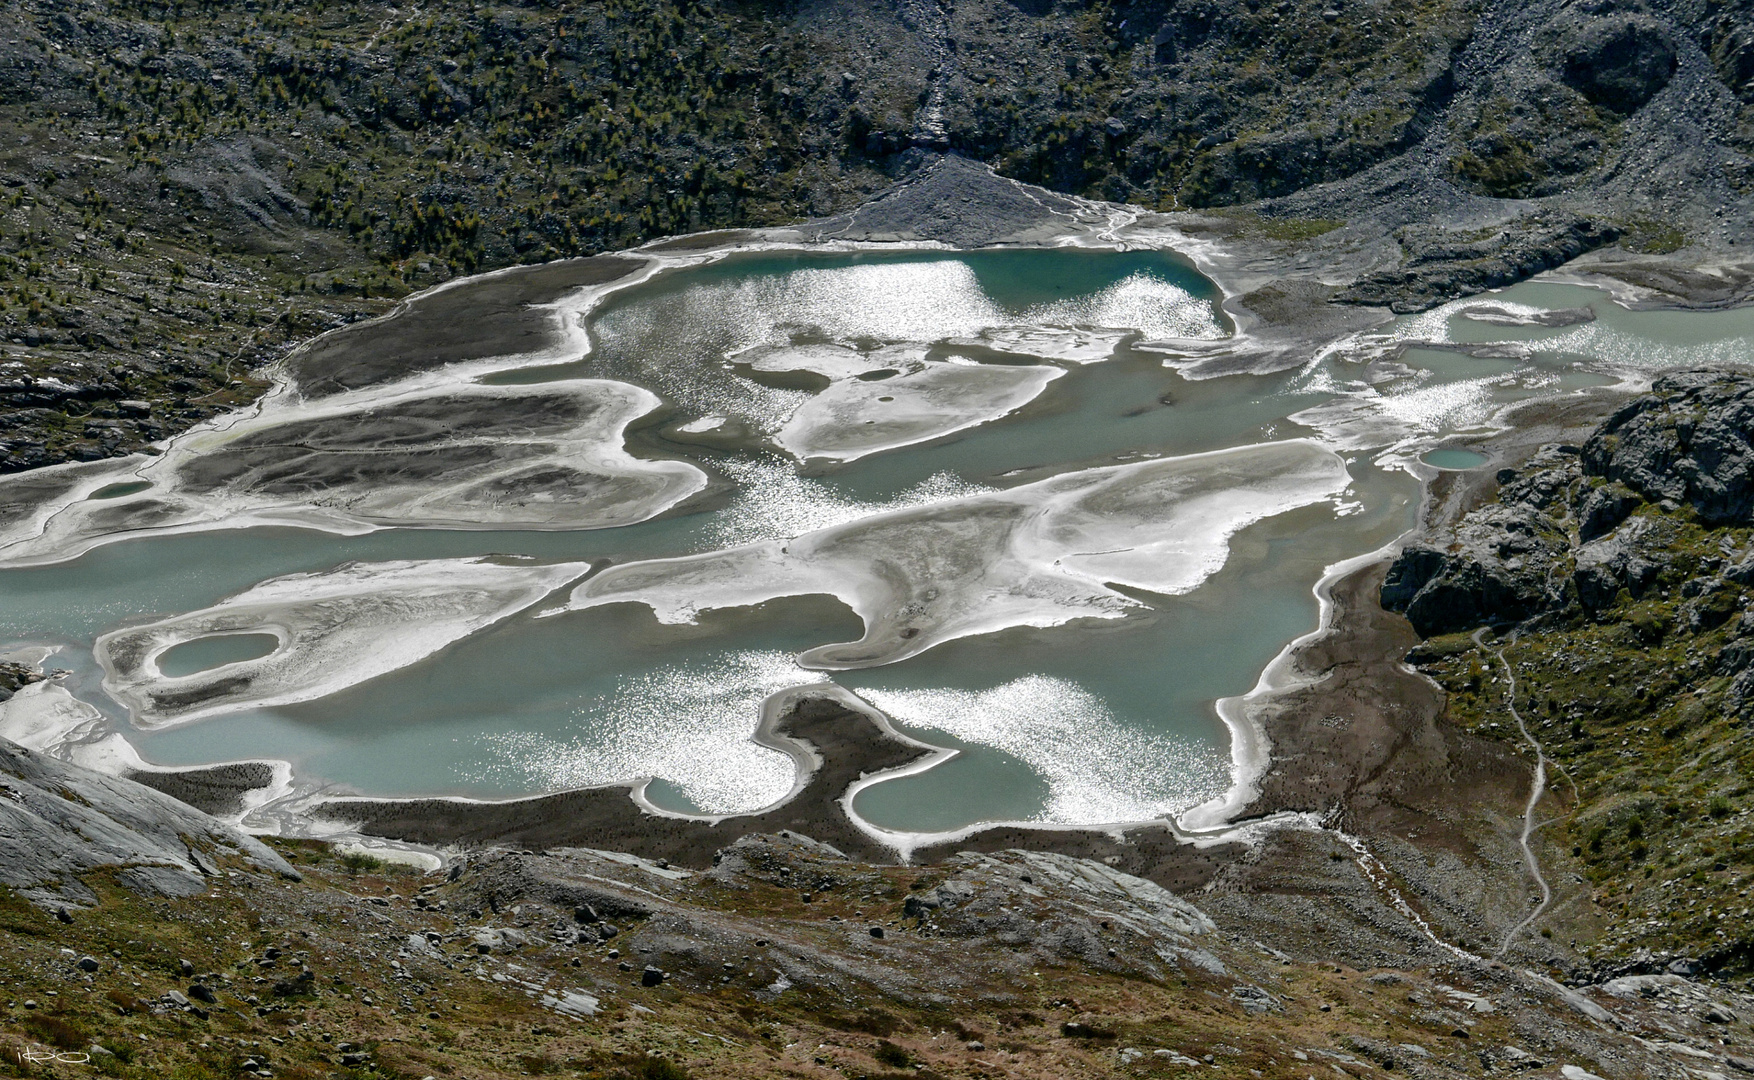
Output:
top-left (902, 849), bottom-right (1226, 977)
top-left (1583, 371), bottom-right (1754, 526)
top-left (1388, 373), bottom-right (1754, 636)
top-left (0, 737), bottom-right (298, 909)
top-left (1557, 14), bottom-right (1678, 114)
top-left (1572, 516), bottom-right (1664, 613)
top-left (1382, 500), bottom-right (1572, 636)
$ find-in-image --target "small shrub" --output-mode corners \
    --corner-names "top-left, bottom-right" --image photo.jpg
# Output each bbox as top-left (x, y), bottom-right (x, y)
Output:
top-left (1710, 796), bottom-right (1732, 819)
top-left (874, 1040), bottom-right (910, 1068)
top-left (339, 851), bottom-right (385, 875)
top-left (609, 1054), bottom-right (690, 1080)
top-left (825, 1007), bottom-right (903, 1037)
top-left (23, 1012), bottom-right (88, 1050)
top-left (104, 988), bottom-right (141, 1014)
top-left (1250, 215), bottom-right (1346, 241)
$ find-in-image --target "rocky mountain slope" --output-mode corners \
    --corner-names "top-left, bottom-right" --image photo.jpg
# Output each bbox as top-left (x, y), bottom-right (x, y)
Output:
top-left (1, 0), bottom-right (1752, 470)
top-left (1385, 370), bottom-right (1754, 972)
top-left (4, 742), bottom-right (1751, 1080)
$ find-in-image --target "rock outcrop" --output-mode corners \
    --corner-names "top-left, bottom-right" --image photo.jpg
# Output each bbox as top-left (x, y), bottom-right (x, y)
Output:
top-left (1384, 371), bottom-right (1754, 638)
top-left (1582, 370), bottom-right (1754, 525)
top-left (900, 849), bottom-right (1226, 979)
top-left (1334, 217), bottom-right (1623, 313)
top-left (435, 833), bottom-right (1228, 1004)
top-left (1556, 14), bottom-right (1679, 115)
top-left (1382, 443), bottom-right (1584, 635)
top-left (0, 736), bottom-right (298, 909)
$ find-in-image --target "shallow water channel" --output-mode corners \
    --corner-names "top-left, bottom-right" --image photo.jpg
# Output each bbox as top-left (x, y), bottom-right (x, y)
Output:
top-left (1, 248), bottom-right (1749, 839)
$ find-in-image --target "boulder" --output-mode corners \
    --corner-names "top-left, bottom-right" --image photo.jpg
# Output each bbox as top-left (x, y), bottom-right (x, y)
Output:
top-left (1573, 517), bottom-right (1663, 613)
top-left (1582, 371), bottom-right (1754, 525)
top-left (901, 850), bottom-right (1224, 978)
top-left (1558, 15), bottom-right (1678, 114)
top-left (1577, 483), bottom-right (1642, 541)
top-left (0, 736), bottom-right (298, 909)
top-left (1382, 503), bottom-right (1569, 636)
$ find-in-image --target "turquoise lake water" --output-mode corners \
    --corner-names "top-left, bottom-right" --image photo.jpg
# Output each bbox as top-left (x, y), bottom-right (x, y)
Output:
top-left (1423, 449), bottom-right (1490, 470)
top-left (2, 257), bottom-right (1750, 837)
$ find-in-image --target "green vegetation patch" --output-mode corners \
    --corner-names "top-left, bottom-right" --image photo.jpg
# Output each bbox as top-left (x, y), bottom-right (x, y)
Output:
top-left (1411, 509), bottom-right (1754, 969)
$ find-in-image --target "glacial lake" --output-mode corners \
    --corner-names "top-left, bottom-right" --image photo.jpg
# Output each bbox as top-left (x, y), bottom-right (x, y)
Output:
top-left (2, 247), bottom-right (1751, 841)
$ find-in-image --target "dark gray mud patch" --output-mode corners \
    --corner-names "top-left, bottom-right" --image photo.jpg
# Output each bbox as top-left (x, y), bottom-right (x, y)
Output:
top-left (151, 675), bottom-right (253, 711)
top-left (286, 255), bottom-right (646, 396)
top-left (0, 459), bottom-right (146, 531)
top-left (89, 481), bottom-right (152, 500)
top-left (128, 761), bottom-right (276, 816)
top-left (171, 389), bottom-right (643, 504)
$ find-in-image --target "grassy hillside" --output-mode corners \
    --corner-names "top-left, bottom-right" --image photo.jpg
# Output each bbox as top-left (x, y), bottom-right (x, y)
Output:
top-left (1412, 504), bottom-right (1754, 972)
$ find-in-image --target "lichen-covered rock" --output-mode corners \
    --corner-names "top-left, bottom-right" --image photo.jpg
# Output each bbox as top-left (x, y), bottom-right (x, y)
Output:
top-left (1583, 371), bottom-right (1754, 526)
top-left (1556, 14), bottom-right (1678, 114)
top-left (904, 849), bottom-right (1225, 977)
top-left (0, 736), bottom-right (298, 909)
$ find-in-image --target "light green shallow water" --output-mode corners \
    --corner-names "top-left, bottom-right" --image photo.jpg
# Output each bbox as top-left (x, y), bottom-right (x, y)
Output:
top-left (155, 633), bottom-right (281, 678)
top-left (1423, 449), bottom-right (1490, 470)
top-left (2, 257), bottom-right (1751, 835)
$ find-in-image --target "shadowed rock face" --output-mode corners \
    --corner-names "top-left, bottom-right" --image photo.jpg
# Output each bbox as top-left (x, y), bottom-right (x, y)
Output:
top-left (1384, 372), bottom-right (1754, 638)
top-left (1382, 445), bottom-right (1583, 636)
top-left (0, 737), bottom-right (298, 909)
top-left (1583, 371), bottom-right (1754, 526)
top-left (1707, 10), bottom-right (1754, 102)
top-left (1558, 15), bottom-right (1678, 115)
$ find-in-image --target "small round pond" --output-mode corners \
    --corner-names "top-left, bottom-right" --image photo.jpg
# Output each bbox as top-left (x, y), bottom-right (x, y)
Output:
top-left (155, 633), bottom-right (280, 677)
top-left (1423, 449), bottom-right (1489, 471)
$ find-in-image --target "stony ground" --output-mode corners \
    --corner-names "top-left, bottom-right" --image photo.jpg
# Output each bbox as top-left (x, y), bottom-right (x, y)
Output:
top-left (3, 830), bottom-right (1752, 1080)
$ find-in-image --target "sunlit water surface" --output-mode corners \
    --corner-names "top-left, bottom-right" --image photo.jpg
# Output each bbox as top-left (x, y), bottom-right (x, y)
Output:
top-left (2, 260), bottom-right (1750, 835)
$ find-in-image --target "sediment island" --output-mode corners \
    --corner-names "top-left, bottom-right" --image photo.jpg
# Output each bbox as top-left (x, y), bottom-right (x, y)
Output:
top-left (2, 0), bottom-right (1754, 1073)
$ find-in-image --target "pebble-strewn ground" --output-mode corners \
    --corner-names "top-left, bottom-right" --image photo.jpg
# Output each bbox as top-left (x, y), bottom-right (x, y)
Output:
top-left (3, 833), bottom-right (1750, 1080)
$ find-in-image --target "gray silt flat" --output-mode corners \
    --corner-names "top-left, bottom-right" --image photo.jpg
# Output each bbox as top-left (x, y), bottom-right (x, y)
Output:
top-left (286, 255), bottom-right (646, 397)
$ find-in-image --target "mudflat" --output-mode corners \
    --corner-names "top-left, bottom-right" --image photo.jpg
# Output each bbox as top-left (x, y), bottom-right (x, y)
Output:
top-left (285, 255), bottom-right (647, 396)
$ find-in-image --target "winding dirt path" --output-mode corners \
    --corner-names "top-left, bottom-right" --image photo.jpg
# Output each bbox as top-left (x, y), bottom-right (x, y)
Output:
top-left (1477, 628), bottom-right (1554, 957)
